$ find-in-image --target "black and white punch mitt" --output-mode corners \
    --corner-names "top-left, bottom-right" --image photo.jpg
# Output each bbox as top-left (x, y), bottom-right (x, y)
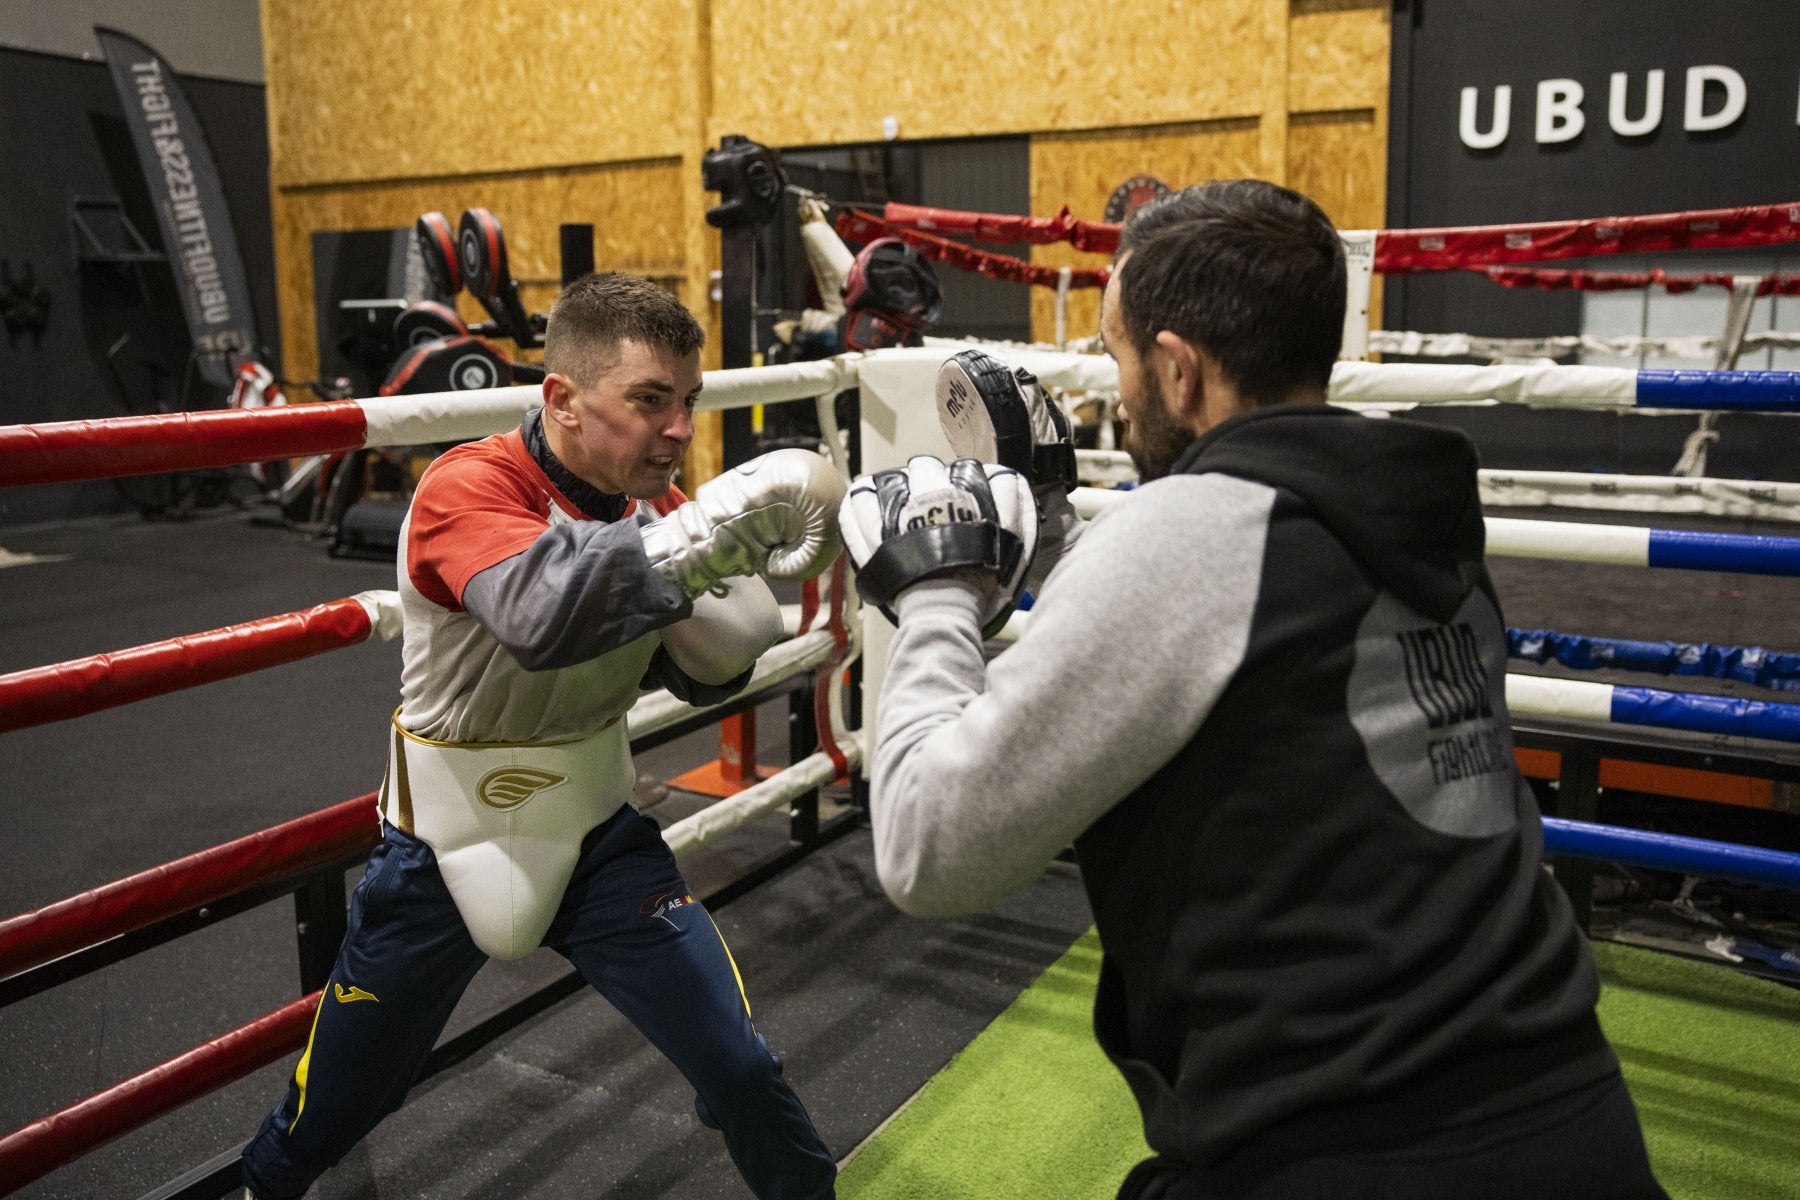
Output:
top-left (935, 348), bottom-right (1076, 498)
top-left (840, 456), bottom-right (1038, 635)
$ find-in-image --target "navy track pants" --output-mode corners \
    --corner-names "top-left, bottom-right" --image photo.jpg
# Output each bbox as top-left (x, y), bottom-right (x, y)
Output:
top-left (242, 807), bottom-right (835, 1199)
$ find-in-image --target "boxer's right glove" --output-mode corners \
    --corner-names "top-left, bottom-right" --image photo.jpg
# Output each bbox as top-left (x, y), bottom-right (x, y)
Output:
top-left (641, 448), bottom-right (846, 599)
top-left (935, 348), bottom-right (1076, 499)
top-left (840, 455), bottom-right (1038, 637)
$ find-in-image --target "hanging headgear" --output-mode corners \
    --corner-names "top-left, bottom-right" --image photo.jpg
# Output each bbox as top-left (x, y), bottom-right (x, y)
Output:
top-left (839, 238), bottom-right (943, 351)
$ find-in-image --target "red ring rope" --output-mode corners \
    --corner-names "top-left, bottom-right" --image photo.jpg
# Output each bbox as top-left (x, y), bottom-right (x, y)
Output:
top-left (0, 992), bottom-right (322, 1191)
top-left (1479, 266), bottom-right (1800, 296)
top-left (0, 402), bottom-right (369, 488)
top-left (836, 211), bottom-right (1110, 290)
top-left (0, 795), bottom-right (378, 982)
top-left (0, 597), bottom-right (378, 734)
top-left (813, 555), bottom-right (851, 779)
top-left (866, 199), bottom-right (1800, 274)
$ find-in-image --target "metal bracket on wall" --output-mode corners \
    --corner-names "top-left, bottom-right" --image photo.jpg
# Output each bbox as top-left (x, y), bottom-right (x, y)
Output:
top-left (68, 194), bottom-right (164, 264)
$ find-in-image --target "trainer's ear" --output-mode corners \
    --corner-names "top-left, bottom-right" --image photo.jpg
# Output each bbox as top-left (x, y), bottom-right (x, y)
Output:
top-left (541, 372), bottom-right (579, 431)
top-left (1152, 329), bottom-right (1204, 420)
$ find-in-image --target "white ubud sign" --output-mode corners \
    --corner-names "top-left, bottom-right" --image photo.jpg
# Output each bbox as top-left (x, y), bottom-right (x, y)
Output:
top-left (1457, 65), bottom-right (1774, 149)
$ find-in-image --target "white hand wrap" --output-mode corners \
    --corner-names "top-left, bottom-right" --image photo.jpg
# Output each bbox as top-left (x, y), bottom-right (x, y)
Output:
top-left (641, 448), bottom-right (846, 599)
top-left (659, 574), bottom-right (782, 685)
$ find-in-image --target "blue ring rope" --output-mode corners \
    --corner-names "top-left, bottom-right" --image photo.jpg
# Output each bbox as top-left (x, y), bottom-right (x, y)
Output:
top-left (1636, 369), bottom-right (1800, 411)
top-left (1508, 628), bottom-right (1800, 692)
top-left (1609, 685), bottom-right (1800, 743)
top-left (1645, 528), bottom-right (1800, 576)
top-left (1543, 817), bottom-right (1800, 891)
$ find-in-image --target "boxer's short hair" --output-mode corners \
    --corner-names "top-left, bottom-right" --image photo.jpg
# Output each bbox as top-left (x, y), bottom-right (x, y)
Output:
top-left (545, 272), bottom-right (705, 384)
top-left (1117, 180), bottom-right (1345, 408)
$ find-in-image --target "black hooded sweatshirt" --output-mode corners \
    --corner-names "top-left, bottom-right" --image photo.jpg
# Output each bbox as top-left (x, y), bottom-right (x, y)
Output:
top-left (1076, 405), bottom-right (1615, 1164)
top-left (870, 403), bottom-right (1618, 1168)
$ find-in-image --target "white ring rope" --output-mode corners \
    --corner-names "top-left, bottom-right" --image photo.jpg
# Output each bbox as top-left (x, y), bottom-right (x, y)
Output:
top-left (1479, 470), bottom-right (1800, 524)
top-left (1071, 487), bottom-right (1800, 572)
top-left (1077, 450), bottom-right (1800, 524)
top-left (345, 356), bottom-right (1749, 459)
top-left (626, 627), bottom-right (846, 741)
top-left (1369, 329), bottom-right (1800, 363)
top-left (664, 746), bottom-right (860, 859)
top-left (348, 589), bottom-right (405, 642)
top-left (1329, 362), bottom-right (1641, 410)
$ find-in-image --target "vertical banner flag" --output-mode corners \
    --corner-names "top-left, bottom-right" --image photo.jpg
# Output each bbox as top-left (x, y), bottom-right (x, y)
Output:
top-left (95, 26), bottom-right (261, 388)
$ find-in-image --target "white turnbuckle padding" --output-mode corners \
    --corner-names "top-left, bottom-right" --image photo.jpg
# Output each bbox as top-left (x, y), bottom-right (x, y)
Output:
top-left (384, 716), bottom-right (634, 959)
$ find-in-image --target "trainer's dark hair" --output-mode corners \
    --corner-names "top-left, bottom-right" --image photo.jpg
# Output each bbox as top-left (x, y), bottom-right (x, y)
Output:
top-left (1116, 180), bottom-right (1344, 408)
top-left (545, 271), bottom-right (705, 384)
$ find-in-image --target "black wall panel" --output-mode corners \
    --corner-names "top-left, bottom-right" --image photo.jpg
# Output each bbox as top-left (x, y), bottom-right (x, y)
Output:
top-left (0, 45), bottom-right (276, 526)
top-left (1384, 0), bottom-right (1800, 476)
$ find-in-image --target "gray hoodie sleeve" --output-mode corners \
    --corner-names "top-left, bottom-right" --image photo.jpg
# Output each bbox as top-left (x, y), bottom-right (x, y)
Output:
top-left (462, 519), bottom-right (691, 671)
top-left (1022, 487), bottom-right (1085, 594)
top-left (871, 472), bottom-right (1275, 917)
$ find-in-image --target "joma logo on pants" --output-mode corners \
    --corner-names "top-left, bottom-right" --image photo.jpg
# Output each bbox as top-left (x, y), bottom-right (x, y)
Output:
top-left (1397, 623), bottom-right (1492, 730)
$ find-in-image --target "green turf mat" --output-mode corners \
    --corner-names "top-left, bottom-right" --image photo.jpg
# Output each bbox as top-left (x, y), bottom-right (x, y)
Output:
top-left (837, 929), bottom-right (1146, 1199)
top-left (1592, 941), bottom-right (1800, 1200)
top-left (840, 931), bottom-right (1800, 1200)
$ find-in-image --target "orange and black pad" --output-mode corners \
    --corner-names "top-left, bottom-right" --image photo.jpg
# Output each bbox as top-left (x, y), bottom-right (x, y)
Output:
top-left (415, 212), bottom-right (461, 297)
top-left (393, 301), bottom-right (469, 349)
top-left (457, 208), bottom-right (508, 302)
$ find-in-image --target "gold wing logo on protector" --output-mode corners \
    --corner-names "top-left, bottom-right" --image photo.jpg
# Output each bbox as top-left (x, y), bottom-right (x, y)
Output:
top-left (477, 767), bottom-right (567, 811)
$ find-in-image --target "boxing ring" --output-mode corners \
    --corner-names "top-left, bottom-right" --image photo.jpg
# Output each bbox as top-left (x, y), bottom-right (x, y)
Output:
top-left (0, 369), bottom-right (869, 1196)
top-left (853, 197), bottom-right (1800, 518)
top-left (8, 235), bottom-right (1800, 1192)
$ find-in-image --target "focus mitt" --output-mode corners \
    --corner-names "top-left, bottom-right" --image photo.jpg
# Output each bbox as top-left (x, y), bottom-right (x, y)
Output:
top-left (840, 455), bottom-right (1037, 636)
top-left (935, 348), bottom-right (1076, 499)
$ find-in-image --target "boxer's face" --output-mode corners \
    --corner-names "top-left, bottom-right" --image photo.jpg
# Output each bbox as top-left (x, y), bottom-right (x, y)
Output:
top-left (545, 338), bottom-right (702, 499)
top-left (1101, 268), bottom-right (1191, 483)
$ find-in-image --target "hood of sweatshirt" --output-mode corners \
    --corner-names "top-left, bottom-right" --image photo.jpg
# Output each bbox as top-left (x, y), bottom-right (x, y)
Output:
top-left (1172, 404), bottom-right (1487, 623)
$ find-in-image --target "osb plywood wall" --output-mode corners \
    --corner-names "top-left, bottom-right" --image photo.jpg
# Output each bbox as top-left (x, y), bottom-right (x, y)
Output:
top-left (261, 0), bottom-right (719, 477)
top-left (261, 0), bottom-right (697, 185)
top-left (1028, 119), bottom-right (1265, 345)
top-left (709, 0), bottom-right (1266, 148)
top-left (261, 0), bottom-right (1390, 477)
top-left (1027, 0), bottom-right (1391, 342)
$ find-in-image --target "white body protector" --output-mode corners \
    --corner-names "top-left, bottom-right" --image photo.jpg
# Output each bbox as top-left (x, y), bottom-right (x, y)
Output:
top-left (381, 714), bottom-right (635, 960)
top-left (384, 499), bottom-right (657, 960)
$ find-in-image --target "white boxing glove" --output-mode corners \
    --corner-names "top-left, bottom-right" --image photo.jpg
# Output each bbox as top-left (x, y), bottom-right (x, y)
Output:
top-left (641, 448), bottom-right (846, 599)
top-left (660, 574), bottom-right (782, 685)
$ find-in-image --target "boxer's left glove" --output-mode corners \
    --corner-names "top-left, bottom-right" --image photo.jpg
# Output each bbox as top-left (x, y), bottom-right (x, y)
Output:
top-left (659, 574), bottom-right (783, 686)
top-left (641, 448), bottom-right (845, 599)
top-left (936, 348), bottom-right (1076, 499)
top-left (841, 455), bottom-right (1038, 637)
